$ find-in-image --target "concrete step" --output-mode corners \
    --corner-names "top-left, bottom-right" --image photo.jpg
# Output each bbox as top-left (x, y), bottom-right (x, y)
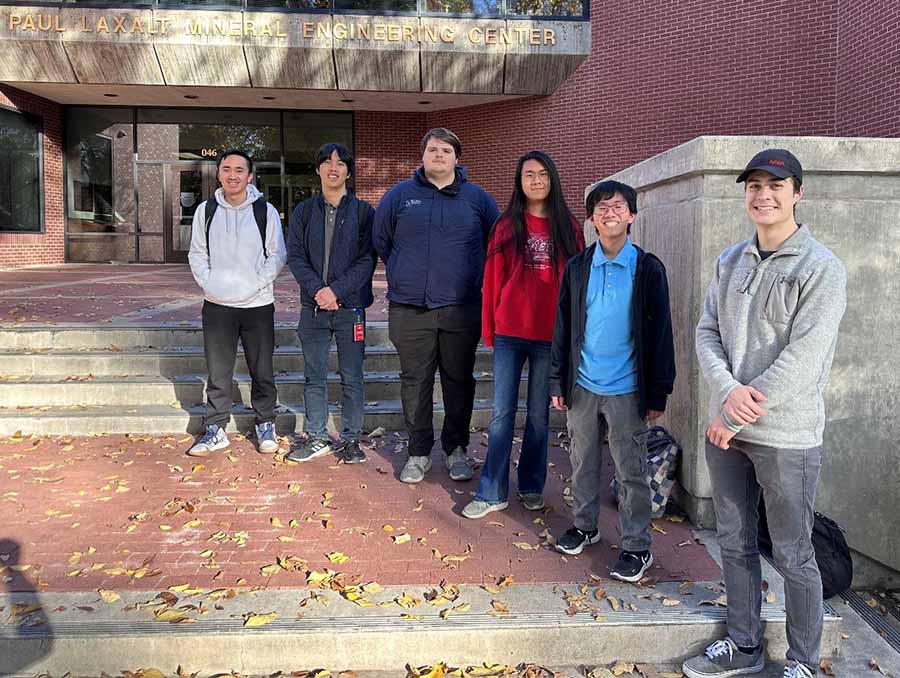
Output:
top-left (0, 322), bottom-right (392, 350)
top-left (0, 371), bottom-right (525, 407)
top-left (0, 346), bottom-right (494, 378)
top-left (0, 584), bottom-right (842, 675)
top-left (0, 399), bottom-right (566, 436)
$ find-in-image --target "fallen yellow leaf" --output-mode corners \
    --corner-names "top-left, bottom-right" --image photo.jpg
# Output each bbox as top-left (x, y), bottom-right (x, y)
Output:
top-left (393, 533), bottom-right (412, 544)
top-left (242, 611), bottom-right (277, 627)
top-left (97, 589), bottom-right (121, 603)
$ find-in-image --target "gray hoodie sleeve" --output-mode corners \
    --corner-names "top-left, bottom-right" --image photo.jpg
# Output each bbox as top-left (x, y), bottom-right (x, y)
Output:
top-left (188, 201), bottom-right (211, 290)
top-left (748, 257), bottom-right (847, 410)
top-left (696, 257), bottom-right (743, 410)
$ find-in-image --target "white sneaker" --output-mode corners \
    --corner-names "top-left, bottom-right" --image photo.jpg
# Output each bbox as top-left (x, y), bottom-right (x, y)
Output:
top-left (188, 425), bottom-right (230, 457)
top-left (782, 663), bottom-right (814, 678)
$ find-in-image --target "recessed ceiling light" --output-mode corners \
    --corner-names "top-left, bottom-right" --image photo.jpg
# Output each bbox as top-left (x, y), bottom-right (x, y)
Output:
top-left (184, 95), bottom-right (199, 100)
top-left (262, 96), bottom-right (276, 100)
top-left (418, 100), bottom-right (432, 105)
top-left (341, 98), bottom-right (354, 103)
top-left (103, 93), bottom-right (118, 98)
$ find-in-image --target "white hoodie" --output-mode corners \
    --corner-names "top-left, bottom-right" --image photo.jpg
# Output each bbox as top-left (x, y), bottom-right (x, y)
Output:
top-left (188, 185), bottom-right (287, 308)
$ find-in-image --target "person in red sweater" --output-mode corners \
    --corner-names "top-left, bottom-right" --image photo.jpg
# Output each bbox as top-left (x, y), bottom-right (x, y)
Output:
top-left (463, 151), bottom-right (584, 519)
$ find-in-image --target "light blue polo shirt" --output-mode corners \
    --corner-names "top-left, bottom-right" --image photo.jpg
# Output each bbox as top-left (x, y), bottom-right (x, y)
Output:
top-left (576, 238), bottom-right (638, 396)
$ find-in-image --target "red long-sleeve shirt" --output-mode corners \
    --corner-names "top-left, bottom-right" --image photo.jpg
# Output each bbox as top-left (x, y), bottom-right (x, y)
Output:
top-left (481, 212), bottom-right (584, 347)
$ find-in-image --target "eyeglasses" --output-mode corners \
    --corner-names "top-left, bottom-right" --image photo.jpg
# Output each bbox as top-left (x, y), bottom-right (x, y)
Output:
top-left (593, 202), bottom-right (629, 215)
top-left (523, 171), bottom-right (550, 183)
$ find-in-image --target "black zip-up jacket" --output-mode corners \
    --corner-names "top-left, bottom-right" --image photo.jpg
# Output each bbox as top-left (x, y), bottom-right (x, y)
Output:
top-left (549, 242), bottom-right (676, 417)
top-left (287, 193), bottom-right (377, 309)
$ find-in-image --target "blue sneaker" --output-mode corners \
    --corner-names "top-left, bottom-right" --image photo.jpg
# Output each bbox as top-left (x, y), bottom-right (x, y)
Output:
top-left (188, 425), bottom-right (230, 457)
top-left (255, 421), bottom-right (279, 454)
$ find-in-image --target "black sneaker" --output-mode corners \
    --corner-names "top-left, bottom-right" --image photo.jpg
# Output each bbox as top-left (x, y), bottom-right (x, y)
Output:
top-left (286, 437), bottom-right (333, 463)
top-left (610, 550), bottom-right (654, 583)
top-left (555, 526), bottom-right (601, 555)
top-left (337, 440), bottom-right (367, 464)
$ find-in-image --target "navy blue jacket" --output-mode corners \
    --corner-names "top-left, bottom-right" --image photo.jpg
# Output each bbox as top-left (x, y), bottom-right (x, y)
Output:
top-left (549, 243), bottom-right (676, 418)
top-left (373, 166), bottom-right (500, 308)
top-left (287, 193), bottom-right (377, 309)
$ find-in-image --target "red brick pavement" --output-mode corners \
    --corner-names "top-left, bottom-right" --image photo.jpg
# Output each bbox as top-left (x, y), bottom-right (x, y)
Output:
top-left (0, 431), bottom-right (719, 594)
top-left (0, 264), bottom-right (390, 325)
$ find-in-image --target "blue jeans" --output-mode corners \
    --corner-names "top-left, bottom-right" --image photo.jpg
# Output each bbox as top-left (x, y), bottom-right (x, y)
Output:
top-left (476, 335), bottom-right (551, 503)
top-left (297, 306), bottom-right (365, 441)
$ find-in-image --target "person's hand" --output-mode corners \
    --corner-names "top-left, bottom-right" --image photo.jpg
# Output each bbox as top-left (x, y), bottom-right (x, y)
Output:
top-left (647, 409), bottom-right (664, 421)
top-left (724, 385), bottom-right (767, 425)
top-left (707, 415), bottom-right (738, 450)
top-left (551, 396), bottom-right (567, 411)
top-left (315, 286), bottom-right (339, 311)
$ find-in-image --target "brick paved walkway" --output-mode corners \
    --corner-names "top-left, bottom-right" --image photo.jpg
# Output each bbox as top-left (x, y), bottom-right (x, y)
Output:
top-left (0, 430), bottom-right (719, 593)
top-left (0, 264), bottom-right (389, 325)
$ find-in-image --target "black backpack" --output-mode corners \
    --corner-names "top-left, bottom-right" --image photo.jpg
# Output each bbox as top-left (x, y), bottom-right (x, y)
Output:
top-left (204, 196), bottom-right (269, 257)
top-left (757, 497), bottom-right (853, 599)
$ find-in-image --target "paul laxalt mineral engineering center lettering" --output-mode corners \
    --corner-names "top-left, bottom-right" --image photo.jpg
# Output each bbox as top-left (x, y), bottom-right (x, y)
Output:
top-left (6, 12), bottom-right (559, 46)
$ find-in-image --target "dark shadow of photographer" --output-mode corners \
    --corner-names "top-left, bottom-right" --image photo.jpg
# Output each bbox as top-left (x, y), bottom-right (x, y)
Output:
top-left (0, 538), bottom-right (54, 678)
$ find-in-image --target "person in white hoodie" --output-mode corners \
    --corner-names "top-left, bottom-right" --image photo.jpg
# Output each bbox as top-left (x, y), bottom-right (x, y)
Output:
top-left (187, 149), bottom-right (287, 456)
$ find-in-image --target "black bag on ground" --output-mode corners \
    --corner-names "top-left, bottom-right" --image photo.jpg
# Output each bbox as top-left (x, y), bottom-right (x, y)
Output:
top-left (757, 497), bottom-right (853, 599)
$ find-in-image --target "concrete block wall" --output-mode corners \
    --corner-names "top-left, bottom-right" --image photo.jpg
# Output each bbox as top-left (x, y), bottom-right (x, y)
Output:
top-left (605, 134), bottom-right (900, 574)
top-left (0, 86), bottom-right (64, 269)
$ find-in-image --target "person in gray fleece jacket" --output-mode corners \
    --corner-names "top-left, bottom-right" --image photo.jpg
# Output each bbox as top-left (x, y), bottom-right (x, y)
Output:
top-left (683, 150), bottom-right (847, 678)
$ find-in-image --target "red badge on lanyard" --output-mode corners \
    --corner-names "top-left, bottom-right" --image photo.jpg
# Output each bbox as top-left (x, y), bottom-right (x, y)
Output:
top-left (353, 308), bottom-right (365, 342)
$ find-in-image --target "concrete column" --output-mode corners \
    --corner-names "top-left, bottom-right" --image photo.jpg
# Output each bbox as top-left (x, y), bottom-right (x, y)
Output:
top-left (588, 135), bottom-right (900, 574)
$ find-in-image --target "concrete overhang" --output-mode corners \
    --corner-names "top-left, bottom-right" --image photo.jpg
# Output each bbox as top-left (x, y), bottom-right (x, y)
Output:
top-left (0, 5), bottom-right (590, 110)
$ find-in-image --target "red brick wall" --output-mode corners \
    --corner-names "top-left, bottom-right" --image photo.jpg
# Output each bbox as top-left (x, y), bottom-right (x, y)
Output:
top-left (0, 86), bottom-right (64, 269)
top-left (428, 0), bottom-right (840, 218)
top-left (354, 110), bottom-right (425, 207)
top-left (835, 0), bottom-right (900, 137)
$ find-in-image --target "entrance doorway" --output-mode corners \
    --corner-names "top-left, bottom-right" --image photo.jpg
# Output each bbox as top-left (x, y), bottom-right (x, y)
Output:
top-left (165, 162), bottom-right (218, 263)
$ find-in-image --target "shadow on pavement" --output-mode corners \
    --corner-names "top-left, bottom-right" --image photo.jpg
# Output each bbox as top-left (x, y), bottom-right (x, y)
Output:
top-left (0, 538), bottom-right (53, 678)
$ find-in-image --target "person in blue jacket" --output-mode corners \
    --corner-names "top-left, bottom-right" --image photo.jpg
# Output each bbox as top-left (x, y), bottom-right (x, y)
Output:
top-left (373, 128), bottom-right (500, 484)
top-left (286, 143), bottom-right (377, 465)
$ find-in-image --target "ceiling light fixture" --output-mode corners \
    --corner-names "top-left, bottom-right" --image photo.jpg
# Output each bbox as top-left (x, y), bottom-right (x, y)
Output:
top-left (184, 95), bottom-right (199, 100)
top-left (103, 93), bottom-right (118, 98)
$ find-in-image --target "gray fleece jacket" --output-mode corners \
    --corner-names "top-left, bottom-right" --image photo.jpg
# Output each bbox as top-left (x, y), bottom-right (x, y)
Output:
top-left (696, 225), bottom-right (847, 449)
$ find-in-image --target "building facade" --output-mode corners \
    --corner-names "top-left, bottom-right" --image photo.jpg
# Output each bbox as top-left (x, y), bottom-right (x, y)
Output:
top-left (0, 0), bottom-right (898, 268)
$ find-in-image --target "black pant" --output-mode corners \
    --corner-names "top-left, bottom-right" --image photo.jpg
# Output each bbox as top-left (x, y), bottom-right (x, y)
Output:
top-left (388, 301), bottom-right (481, 457)
top-left (202, 301), bottom-right (276, 427)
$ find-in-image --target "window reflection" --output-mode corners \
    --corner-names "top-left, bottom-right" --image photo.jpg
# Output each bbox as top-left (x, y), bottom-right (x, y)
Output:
top-left (0, 110), bottom-right (42, 234)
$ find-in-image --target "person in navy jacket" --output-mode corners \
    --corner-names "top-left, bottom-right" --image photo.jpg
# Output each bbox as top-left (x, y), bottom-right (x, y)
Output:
top-left (373, 128), bottom-right (499, 484)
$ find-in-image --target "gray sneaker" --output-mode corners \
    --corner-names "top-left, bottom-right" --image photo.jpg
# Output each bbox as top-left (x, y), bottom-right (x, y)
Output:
top-left (255, 421), bottom-right (279, 454)
top-left (400, 455), bottom-right (432, 483)
top-left (446, 447), bottom-right (474, 481)
top-left (517, 492), bottom-right (545, 511)
top-left (462, 499), bottom-right (509, 519)
top-left (187, 424), bottom-right (229, 457)
top-left (682, 638), bottom-right (764, 678)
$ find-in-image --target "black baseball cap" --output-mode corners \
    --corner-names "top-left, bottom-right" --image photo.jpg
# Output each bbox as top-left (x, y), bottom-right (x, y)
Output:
top-left (736, 149), bottom-right (803, 185)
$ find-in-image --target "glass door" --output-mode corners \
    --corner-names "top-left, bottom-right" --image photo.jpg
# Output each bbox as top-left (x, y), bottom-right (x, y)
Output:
top-left (165, 162), bottom-right (218, 263)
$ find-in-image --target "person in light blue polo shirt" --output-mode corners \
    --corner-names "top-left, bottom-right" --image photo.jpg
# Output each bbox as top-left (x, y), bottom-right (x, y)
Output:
top-left (549, 180), bottom-right (675, 583)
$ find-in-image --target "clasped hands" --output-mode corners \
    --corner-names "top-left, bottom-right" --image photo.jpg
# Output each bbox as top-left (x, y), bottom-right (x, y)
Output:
top-left (707, 385), bottom-right (767, 450)
top-left (315, 286), bottom-right (339, 311)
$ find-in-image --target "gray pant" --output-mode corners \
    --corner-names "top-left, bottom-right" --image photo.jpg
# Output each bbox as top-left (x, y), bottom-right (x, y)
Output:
top-left (705, 440), bottom-right (823, 668)
top-left (566, 386), bottom-right (651, 552)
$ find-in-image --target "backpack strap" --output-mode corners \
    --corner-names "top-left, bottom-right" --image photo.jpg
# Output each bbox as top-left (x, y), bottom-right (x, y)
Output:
top-left (205, 196), bottom-right (270, 258)
top-left (253, 196), bottom-right (269, 259)
top-left (204, 199), bottom-right (218, 251)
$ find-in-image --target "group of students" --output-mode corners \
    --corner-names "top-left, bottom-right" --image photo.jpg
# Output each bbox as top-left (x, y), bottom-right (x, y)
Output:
top-left (188, 128), bottom-right (847, 678)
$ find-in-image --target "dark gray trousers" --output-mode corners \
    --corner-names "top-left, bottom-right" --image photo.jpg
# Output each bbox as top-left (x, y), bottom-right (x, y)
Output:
top-left (706, 439), bottom-right (823, 669)
top-left (566, 386), bottom-right (651, 552)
